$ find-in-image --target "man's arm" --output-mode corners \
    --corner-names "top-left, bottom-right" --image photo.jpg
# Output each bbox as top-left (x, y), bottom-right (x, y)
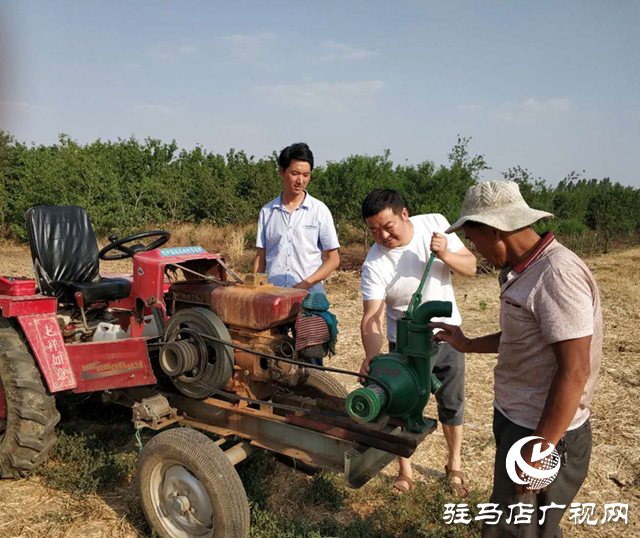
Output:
top-left (254, 208), bottom-right (267, 274)
top-left (253, 247), bottom-right (266, 274)
top-left (532, 271), bottom-right (594, 447)
top-left (430, 322), bottom-right (501, 353)
top-left (516, 335), bottom-right (592, 494)
top-left (533, 336), bottom-right (592, 446)
top-left (293, 249), bottom-right (340, 290)
top-left (359, 299), bottom-right (385, 377)
top-left (431, 233), bottom-right (476, 277)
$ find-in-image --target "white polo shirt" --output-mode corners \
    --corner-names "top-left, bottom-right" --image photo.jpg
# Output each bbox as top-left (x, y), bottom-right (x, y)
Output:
top-left (256, 192), bottom-right (340, 294)
top-left (361, 214), bottom-right (464, 342)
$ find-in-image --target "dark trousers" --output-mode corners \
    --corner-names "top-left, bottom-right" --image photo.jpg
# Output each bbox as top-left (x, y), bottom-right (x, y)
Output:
top-left (482, 409), bottom-right (592, 538)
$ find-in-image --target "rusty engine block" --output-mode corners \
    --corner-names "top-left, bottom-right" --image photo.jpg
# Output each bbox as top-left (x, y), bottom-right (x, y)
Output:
top-left (164, 274), bottom-right (313, 401)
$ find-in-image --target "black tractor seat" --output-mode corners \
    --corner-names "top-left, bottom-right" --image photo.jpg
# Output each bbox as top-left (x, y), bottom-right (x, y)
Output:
top-left (64, 278), bottom-right (131, 304)
top-left (26, 206), bottom-right (131, 305)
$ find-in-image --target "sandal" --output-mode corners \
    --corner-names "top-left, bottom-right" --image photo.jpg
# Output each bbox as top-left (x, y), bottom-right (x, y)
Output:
top-left (445, 465), bottom-right (469, 497)
top-left (392, 473), bottom-right (415, 494)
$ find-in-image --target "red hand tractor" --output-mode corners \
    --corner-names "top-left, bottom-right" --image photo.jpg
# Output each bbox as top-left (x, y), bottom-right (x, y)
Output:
top-left (0, 206), bottom-right (435, 538)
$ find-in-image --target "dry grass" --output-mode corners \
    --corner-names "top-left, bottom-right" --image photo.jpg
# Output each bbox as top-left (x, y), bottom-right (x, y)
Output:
top-left (0, 244), bottom-right (638, 536)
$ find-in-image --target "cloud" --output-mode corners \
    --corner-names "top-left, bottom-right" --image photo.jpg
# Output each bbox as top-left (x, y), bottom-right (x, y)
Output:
top-left (222, 32), bottom-right (279, 63)
top-left (318, 41), bottom-right (377, 63)
top-left (495, 98), bottom-right (574, 124)
top-left (456, 98), bottom-right (574, 124)
top-left (216, 122), bottom-right (267, 137)
top-left (178, 45), bottom-right (198, 55)
top-left (0, 100), bottom-right (55, 119)
top-left (147, 46), bottom-right (174, 62)
top-left (254, 80), bottom-right (385, 113)
top-left (1, 100), bottom-right (31, 111)
top-left (147, 44), bottom-right (198, 61)
top-left (456, 104), bottom-right (485, 113)
top-left (0, 100), bottom-right (51, 111)
top-left (132, 104), bottom-right (175, 115)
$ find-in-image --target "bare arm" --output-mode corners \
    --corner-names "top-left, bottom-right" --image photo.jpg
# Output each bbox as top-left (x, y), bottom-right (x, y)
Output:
top-left (430, 322), bottom-right (502, 354)
top-left (533, 336), bottom-right (592, 446)
top-left (516, 335), bottom-right (592, 494)
top-left (252, 248), bottom-right (266, 274)
top-left (430, 233), bottom-right (476, 277)
top-left (293, 249), bottom-right (340, 290)
top-left (359, 299), bottom-right (385, 377)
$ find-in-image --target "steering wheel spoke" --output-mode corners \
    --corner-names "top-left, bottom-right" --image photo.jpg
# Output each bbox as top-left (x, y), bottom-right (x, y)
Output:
top-left (99, 230), bottom-right (171, 261)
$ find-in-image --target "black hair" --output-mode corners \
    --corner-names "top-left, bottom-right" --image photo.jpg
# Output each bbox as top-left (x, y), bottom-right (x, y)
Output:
top-left (362, 189), bottom-right (405, 221)
top-left (278, 143), bottom-right (314, 171)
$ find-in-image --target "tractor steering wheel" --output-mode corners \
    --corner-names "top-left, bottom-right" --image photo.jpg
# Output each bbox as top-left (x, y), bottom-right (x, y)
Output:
top-left (99, 230), bottom-right (171, 260)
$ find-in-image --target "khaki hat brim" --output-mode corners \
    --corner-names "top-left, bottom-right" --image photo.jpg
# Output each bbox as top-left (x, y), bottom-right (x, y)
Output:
top-left (446, 207), bottom-right (554, 234)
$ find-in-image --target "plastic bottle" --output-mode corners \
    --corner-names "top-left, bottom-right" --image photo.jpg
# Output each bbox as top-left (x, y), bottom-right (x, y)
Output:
top-left (93, 322), bottom-right (128, 342)
top-left (142, 315), bottom-right (159, 337)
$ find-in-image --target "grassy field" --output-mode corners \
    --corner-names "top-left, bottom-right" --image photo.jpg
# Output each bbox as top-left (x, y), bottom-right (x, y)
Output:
top-left (0, 237), bottom-right (638, 538)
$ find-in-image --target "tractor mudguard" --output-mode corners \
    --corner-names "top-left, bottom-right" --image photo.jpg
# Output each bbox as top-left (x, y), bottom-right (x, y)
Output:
top-left (17, 314), bottom-right (76, 392)
top-left (17, 314), bottom-right (157, 394)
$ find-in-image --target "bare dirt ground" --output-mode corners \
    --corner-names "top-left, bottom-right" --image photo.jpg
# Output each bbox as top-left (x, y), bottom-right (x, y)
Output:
top-left (0, 242), bottom-right (638, 537)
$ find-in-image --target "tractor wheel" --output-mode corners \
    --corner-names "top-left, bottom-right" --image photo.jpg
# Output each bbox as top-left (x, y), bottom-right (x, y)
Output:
top-left (297, 369), bottom-right (348, 399)
top-left (138, 428), bottom-right (249, 538)
top-left (0, 317), bottom-right (60, 478)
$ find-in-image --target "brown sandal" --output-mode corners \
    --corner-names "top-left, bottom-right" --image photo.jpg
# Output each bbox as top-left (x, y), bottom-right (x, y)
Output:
top-left (393, 473), bottom-right (415, 494)
top-left (445, 465), bottom-right (469, 497)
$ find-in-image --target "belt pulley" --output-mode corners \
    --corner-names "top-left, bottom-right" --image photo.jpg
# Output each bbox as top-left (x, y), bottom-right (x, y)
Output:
top-left (156, 329), bottom-right (392, 418)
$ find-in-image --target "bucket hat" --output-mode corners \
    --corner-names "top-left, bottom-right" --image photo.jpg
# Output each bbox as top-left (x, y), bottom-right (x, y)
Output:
top-left (446, 180), bottom-right (554, 233)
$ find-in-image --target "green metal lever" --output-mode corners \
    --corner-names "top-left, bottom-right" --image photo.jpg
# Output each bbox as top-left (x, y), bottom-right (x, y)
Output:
top-left (405, 252), bottom-right (437, 319)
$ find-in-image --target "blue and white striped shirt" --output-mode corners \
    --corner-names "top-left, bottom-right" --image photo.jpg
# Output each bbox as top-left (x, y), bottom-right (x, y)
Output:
top-left (256, 192), bottom-right (340, 294)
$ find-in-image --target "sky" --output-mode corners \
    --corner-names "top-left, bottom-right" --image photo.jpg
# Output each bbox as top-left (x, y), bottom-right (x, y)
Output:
top-left (1, 1), bottom-right (639, 187)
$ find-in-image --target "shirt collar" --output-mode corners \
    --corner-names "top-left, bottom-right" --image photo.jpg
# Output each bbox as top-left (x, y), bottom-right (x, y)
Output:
top-left (275, 191), bottom-right (311, 210)
top-left (513, 232), bottom-right (555, 274)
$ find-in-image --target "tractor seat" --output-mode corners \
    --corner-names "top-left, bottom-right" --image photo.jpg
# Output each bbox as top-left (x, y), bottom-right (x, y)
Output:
top-left (26, 206), bottom-right (131, 305)
top-left (70, 278), bottom-right (131, 304)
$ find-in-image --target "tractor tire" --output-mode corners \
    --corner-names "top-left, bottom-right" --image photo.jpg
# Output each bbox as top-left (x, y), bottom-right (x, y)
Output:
top-left (297, 369), bottom-right (348, 399)
top-left (138, 428), bottom-right (249, 538)
top-left (0, 317), bottom-right (60, 478)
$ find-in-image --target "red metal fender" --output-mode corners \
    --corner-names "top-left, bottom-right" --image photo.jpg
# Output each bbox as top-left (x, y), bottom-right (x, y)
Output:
top-left (0, 294), bottom-right (57, 318)
top-left (66, 338), bottom-right (156, 393)
top-left (17, 314), bottom-right (77, 392)
top-left (16, 314), bottom-right (158, 394)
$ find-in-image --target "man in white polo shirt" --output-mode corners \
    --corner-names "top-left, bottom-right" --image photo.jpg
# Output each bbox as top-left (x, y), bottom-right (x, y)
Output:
top-left (359, 188), bottom-right (477, 494)
top-left (253, 143), bottom-right (340, 294)
top-left (432, 181), bottom-right (602, 538)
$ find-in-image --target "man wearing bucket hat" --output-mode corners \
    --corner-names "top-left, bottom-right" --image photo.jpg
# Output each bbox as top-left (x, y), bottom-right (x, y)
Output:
top-left (432, 181), bottom-right (602, 537)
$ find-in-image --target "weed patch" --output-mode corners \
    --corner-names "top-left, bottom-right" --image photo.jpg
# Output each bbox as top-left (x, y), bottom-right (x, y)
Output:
top-left (33, 404), bottom-right (141, 499)
top-left (236, 451), bottom-right (488, 538)
top-left (35, 430), bottom-right (138, 497)
top-left (303, 472), bottom-right (347, 511)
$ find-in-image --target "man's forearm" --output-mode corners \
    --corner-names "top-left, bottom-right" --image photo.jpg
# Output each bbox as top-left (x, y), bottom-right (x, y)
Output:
top-left (466, 331), bottom-right (501, 353)
top-left (361, 319), bottom-right (384, 360)
top-left (253, 250), bottom-right (266, 273)
top-left (533, 338), bottom-right (592, 446)
top-left (533, 369), bottom-right (588, 446)
top-left (297, 251), bottom-right (339, 288)
top-left (439, 250), bottom-right (477, 277)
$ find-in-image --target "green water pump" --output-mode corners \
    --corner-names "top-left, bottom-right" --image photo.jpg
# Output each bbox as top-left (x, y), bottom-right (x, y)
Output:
top-left (346, 253), bottom-right (452, 433)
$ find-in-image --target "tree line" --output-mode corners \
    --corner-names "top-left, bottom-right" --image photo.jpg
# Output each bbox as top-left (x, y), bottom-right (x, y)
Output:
top-left (0, 131), bottom-right (638, 252)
